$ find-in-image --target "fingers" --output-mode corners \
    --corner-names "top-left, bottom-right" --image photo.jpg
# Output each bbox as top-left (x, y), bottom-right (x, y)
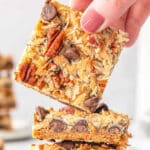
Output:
top-left (70, 0), bottom-right (92, 12)
top-left (80, 0), bottom-right (136, 32)
top-left (125, 0), bottom-right (150, 47)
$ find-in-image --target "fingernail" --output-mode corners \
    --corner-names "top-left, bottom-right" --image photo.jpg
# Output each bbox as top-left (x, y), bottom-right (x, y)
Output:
top-left (81, 8), bottom-right (104, 32)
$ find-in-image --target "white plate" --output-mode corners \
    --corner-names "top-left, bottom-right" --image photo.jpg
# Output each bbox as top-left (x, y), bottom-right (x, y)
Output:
top-left (0, 120), bottom-right (32, 141)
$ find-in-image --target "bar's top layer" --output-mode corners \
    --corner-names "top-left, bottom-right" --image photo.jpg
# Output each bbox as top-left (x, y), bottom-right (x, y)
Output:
top-left (14, 0), bottom-right (128, 112)
top-left (30, 142), bottom-right (123, 150)
top-left (34, 106), bottom-right (129, 131)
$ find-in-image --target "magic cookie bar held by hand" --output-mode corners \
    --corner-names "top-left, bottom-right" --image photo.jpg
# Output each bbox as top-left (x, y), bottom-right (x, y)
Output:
top-left (14, 0), bottom-right (128, 112)
top-left (30, 141), bottom-right (125, 150)
top-left (33, 106), bottom-right (131, 148)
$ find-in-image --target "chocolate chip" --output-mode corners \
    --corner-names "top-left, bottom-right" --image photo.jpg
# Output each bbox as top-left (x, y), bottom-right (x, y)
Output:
top-left (59, 141), bottom-right (75, 150)
top-left (108, 124), bottom-right (122, 134)
top-left (49, 119), bottom-right (67, 132)
top-left (72, 120), bottom-right (88, 132)
top-left (64, 47), bottom-right (80, 61)
top-left (35, 106), bottom-right (49, 121)
top-left (41, 3), bottom-right (57, 22)
top-left (84, 96), bottom-right (99, 112)
top-left (95, 103), bottom-right (109, 113)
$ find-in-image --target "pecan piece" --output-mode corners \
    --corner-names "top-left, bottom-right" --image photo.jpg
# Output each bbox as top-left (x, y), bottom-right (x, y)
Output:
top-left (84, 96), bottom-right (99, 112)
top-left (72, 120), bottom-right (88, 132)
top-left (49, 119), bottom-right (67, 132)
top-left (45, 30), bottom-right (64, 58)
top-left (19, 62), bottom-right (30, 81)
top-left (19, 62), bottom-right (37, 84)
top-left (41, 3), bottom-right (57, 22)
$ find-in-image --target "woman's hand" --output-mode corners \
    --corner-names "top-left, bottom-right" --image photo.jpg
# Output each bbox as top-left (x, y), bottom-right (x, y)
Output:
top-left (71, 0), bottom-right (150, 46)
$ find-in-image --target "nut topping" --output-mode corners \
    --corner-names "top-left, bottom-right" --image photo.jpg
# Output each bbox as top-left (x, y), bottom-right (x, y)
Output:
top-left (35, 106), bottom-right (49, 121)
top-left (49, 119), bottom-right (67, 132)
top-left (72, 120), bottom-right (88, 132)
top-left (41, 3), bottom-right (57, 22)
top-left (45, 30), bottom-right (64, 58)
top-left (64, 47), bottom-right (80, 61)
top-left (19, 62), bottom-right (37, 85)
top-left (84, 96), bottom-right (99, 112)
top-left (95, 103), bottom-right (109, 113)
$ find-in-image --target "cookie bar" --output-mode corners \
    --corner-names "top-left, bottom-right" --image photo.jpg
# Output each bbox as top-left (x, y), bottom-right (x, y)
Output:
top-left (0, 109), bottom-right (12, 130)
top-left (30, 141), bottom-right (124, 150)
top-left (0, 139), bottom-right (4, 150)
top-left (14, 0), bottom-right (128, 112)
top-left (0, 77), bottom-right (12, 90)
top-left (0, 89), bottom-right (16, 108)
top-left (33, 106), bottom-right (131, 148)
top-left (0, 55), bottom-right (13, 71)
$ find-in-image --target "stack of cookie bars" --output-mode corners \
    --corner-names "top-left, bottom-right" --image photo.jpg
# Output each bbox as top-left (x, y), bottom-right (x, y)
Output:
top-left (14, 0), bottom-right (131, 149)
top-left (0, 139), bottom-right (4, 150)
top-left (0, 54), bottom-right (16, 130)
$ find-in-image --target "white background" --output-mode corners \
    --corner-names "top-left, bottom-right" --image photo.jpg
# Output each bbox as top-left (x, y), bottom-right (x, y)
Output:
top-left (0, 0), bottom-right (150, 149)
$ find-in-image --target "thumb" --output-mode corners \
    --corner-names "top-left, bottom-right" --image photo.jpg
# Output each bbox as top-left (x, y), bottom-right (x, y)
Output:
top-left (81, 0), bottom-right (136, 32)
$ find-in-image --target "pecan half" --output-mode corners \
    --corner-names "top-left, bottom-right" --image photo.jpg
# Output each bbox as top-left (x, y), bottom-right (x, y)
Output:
top-left (19, 62), bottom-right (37, 84)
top-left (108, 124), bottom-right (122, 134)
top-left (45, 29), bottom-right (64, 58)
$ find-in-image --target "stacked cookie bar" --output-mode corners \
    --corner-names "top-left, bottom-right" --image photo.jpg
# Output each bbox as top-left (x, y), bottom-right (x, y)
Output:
top-left (0, 139), bottom-right (4, 150)
top-left (14, 0), bottom-right (131, 149)
top-left (0, 55), bottom-right (16, 130)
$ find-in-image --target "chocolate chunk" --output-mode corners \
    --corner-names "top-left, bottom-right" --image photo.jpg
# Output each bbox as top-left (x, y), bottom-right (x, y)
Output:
top-left (41, 3), bottom-right (57, 22)
top-left (59, 141), bottom-right (75, 150)
top-left (35, 106), bottom-right (49, 121)
top-left (108, 124), bottom-right (122, 134)
top-left (49, 119), bottom-right (67, 132)
top-left (95, 103), bottom-right (109, 113)
top-left (64, 47), bottom-right (80, 61)
top-left (84, 96), bottom-right (99, 112)
top-left (72, 120), bottom-right (88, 132)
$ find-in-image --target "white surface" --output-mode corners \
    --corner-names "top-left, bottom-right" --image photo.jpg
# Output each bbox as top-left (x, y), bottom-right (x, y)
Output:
top-left (0, 120), bottom-right (31, 141)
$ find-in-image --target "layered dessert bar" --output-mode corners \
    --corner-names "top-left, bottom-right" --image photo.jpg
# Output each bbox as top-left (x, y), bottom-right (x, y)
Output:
top-left (30, 141), bottom-right (125, 150)
top-left (0, 77), bottom-right (12, 90)
top-left (0, 109), bottom-right (12, 130)
top-left (33, 106), bottom-right (131, 148)
top-left (0, 55), bottom-right (13, 71)
top-left (0, 139), bottom-right (4, 150)
top-left (14, 0), bottom-right (128, 112)
top-left (0, 89), bottom-right (16, 108)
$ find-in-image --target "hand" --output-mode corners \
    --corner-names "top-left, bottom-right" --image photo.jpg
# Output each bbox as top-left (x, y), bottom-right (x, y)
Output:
top-left (71, 0), bottom-right (150, 47)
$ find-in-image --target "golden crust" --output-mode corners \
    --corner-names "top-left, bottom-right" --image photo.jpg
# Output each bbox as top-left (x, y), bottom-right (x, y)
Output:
top-left (30, 142), bottom-right (128, 150)
top-left (14, 0), bottom-right (128, 112)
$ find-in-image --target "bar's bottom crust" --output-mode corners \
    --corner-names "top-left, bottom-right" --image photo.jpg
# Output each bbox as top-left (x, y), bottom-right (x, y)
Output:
top-left (33, 128), bottom-right (130, 148)
top-left (30, 142), bottom-right (128, 150)
top-left (0, 115), bottom-right (12, 130)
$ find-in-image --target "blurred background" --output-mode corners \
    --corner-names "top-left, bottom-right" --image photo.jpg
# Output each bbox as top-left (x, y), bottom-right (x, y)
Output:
top-left (0, 0), bottom-right (150, 149)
